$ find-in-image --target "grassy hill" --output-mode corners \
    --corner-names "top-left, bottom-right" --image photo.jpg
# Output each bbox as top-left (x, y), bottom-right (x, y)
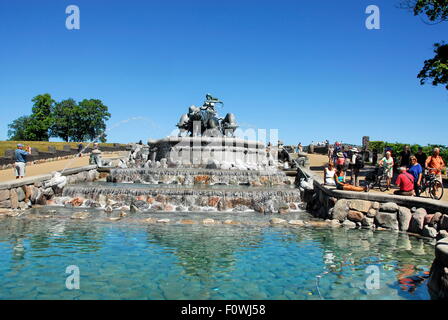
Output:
top-left (0, 141), bottom-right (125, 157)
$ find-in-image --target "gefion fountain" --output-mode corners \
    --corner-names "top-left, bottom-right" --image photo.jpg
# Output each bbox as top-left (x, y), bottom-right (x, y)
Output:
top-left (62, 95), bottom-right (300, 213)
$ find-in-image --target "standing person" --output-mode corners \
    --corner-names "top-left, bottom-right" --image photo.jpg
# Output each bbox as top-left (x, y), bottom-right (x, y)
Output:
top-left (297, 143), bottom-right (303, 153)
top-left (350, 148), bottom-right (364, 186)
top-left (415, 147), bottom-right (427, 171)
top-left (14, 144), bottom-right (31, 179)
top-left (399, 145), bottom-right (411, 168)
top-left (408, 156), bottom-right (423, 197)
top-left (327, 143), bottom-right (334, 163)
top-left (379, 151), bottom-right (394, 190)
top-left (77, 143), bottom-right (83, 157)
top-left (89, 143), bottom-right (102, 166)
top-left (425, 147), bottom-right (445, 182)
top-left (394, 167), bottom-right (414, 196)
top-left (332, 142), bottom-right (342, 165)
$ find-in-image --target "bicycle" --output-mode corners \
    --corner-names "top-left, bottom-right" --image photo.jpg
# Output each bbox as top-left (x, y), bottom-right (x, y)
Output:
top-left (419, 169), bottom-right (444, 200)
top-left (365, 166), bottom-right (389, 192)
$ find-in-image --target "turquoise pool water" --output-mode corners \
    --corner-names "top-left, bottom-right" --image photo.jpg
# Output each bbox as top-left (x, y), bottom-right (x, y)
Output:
top-left (0, 213), bottom-right (435, 300)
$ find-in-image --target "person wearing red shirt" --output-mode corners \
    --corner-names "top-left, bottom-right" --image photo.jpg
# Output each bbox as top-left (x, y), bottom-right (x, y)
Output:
top-left (394, 167), bottom-right (414, 196)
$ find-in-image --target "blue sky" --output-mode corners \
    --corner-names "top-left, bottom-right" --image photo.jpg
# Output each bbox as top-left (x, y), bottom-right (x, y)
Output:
top-left (0, 0), bottom-right (447, 146)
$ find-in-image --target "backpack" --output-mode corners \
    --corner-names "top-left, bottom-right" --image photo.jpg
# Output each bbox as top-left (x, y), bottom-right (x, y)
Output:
top-left (355, 154), bottom-right (364, 169)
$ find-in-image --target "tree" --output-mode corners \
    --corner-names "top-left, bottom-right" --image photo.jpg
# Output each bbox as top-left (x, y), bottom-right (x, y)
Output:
top-left (28, 93), bottom-right (55, 141)
top-left (50, 98), bottom-right (78, 142)
top-left (7, 115), bottom-right (34, 140)
top-left (399, 0), bottom-right (448, 23)
top-left (7, 95), bottom-right (111, 142)
top-left (399, 0), bottom-right (448, 90)
top-left (76, 99), bottom-right (111, 142)
top-left (50, 98), bottom-right (111, 142)
top-left (418, 42), bottom-right (448, 89)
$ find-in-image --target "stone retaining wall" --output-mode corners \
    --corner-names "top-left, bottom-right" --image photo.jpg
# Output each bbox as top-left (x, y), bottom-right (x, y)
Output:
top-left (0, 151), bottom-right (119, 171)
top-left (296, 166), bottom-right (448, 300)
top-left (0, 165), bottom-right (99, 209)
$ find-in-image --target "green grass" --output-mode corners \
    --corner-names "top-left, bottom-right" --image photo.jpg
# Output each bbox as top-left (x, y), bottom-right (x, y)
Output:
top-left (0, 141), bottom-right (125, 157)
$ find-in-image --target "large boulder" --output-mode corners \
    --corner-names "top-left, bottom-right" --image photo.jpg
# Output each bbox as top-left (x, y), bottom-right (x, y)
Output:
top-left (361, 216), bottom-right (375, 228)
top-left (9, 189), bottom-right (18, 209)
top-left (366, 208), bottom-right (377, 218)
top-left (332, 199), bottom-right (349, 222)
top-left (348, 200), bottom-right (372, 213)
top-left (409, 208), bottom-right (427, 233)
top-left (16, 187), bottom-right (25, 202)
top-left (439, 215), bottom-right (448, 231)
top-left (398, 206), bottom-right (412, 232)
top-left (0, 190), bottom-right (10, 202)
top-left (30, 186), bottom-right (40, 203)
top-left (347, 210), bottom-right (364, 223)
top-left (380, 202), bottom-right (399, 212)
top-left (342, 220), bottom-right (356, 229)
top-left (430, 212), bottom-right (443, 228)
top-left (437, 230), bottom-right (448, 240)
top-left (0, 200), bottom-right (11, 208)
top-left (375, 211), bottom-right (399, 230)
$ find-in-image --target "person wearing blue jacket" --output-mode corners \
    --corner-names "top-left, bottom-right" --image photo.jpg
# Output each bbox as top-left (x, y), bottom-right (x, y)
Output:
top-left (14, 144), bottom-right (31, 179)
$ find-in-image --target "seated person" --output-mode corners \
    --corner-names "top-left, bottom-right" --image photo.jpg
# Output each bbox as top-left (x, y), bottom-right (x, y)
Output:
top-left (394, 166), bottom-right (414, 196)
top-left (324, 162), bottom-right (336, 186)
top-left (334, 165), bottom-right (368, 192)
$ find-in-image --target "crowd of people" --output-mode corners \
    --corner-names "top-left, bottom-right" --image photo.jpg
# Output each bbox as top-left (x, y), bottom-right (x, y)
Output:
top-left (323, 142), bottom-right (446, 198)
top-left (379, 147), bottom-right (445, 197)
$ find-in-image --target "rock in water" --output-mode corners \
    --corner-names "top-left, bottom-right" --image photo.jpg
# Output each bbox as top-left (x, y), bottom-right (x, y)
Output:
top-left (409, 208), bottom-right (427, 233)
top-left (332, 199), bottom-right (349, 222)
top-left (342, 220), bottom-right (356, 229)
top-left (361, 216), bottom-right (374, 228)
top-left (223, 219), bottom-right (239, 225)
top-left (270, 218), bottom-right (287, 225)
top-left (422, 226), bottom-right (438, 238)
top-left (375, 212), bottom-right (399, 230)
top-left (288, 220), bottom-right (305, 226)
top-left (71, 211), bottom-right (90, 220)
top-left (202, 218), bottom-right (216, 225)
top-left (398, 207), bottom-right (412, 231)
top-left (430, 212), bottom-right (443, 227)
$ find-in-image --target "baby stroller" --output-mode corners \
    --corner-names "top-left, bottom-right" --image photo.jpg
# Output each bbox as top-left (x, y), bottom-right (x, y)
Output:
top-left (365, 166), bottom-right (388, 192)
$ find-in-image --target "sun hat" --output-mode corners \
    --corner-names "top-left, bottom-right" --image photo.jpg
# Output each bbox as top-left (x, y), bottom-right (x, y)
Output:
top-left (337, 152), bottom-right (344, 158)
top-left (351, 147), bottom-right (358, 152)
top-left (17, 143), bottom-right (24, 147)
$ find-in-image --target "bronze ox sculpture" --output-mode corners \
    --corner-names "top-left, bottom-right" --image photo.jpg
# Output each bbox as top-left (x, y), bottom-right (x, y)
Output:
top-left (176, 94), bottom-right (238, 137)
